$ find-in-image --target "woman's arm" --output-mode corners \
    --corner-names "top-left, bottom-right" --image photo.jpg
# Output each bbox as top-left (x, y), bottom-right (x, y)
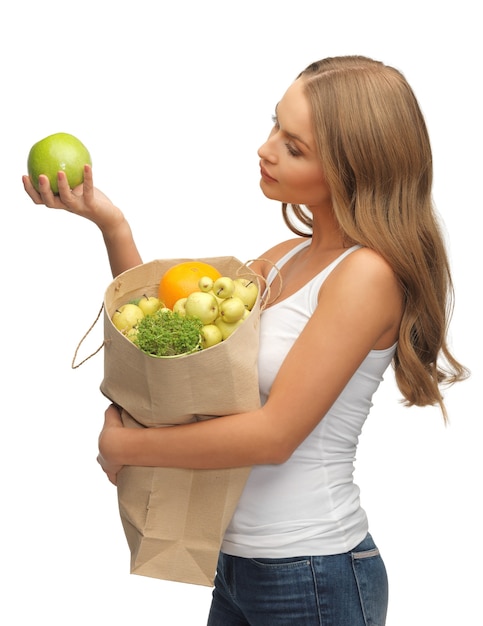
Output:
top-left (22, 165), bottom-right (142, 277)
top-left (98, 248), bottom-right (403, 481)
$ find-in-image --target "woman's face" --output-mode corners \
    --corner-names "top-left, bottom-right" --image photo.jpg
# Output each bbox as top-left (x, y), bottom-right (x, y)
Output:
top-left (258, 79), bottom-right (331, 211)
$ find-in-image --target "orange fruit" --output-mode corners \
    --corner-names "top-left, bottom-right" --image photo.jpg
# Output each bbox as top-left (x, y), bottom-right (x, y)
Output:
top-left (158, 261), bottom-right (221, 310)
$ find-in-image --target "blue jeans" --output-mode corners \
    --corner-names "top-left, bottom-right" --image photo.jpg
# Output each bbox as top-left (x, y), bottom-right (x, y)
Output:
top-left (207, 533), bottom-right (388, 626)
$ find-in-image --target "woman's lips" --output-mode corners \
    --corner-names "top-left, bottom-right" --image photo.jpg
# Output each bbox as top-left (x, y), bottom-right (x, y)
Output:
top-left (260, 165), bottom-right (277, 182)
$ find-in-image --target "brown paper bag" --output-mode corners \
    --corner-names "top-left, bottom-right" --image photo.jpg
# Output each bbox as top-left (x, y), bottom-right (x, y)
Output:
top-left (117, 412), bottom-right (250, 586)
top-left (100, 257), bottom-right (261, 586)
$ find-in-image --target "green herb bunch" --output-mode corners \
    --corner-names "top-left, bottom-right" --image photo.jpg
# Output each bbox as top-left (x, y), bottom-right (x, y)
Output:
top-left (134, 309), bottom-right (203, 357)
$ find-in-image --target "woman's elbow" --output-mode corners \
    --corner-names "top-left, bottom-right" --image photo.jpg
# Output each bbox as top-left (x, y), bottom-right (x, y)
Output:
top-left (253, 408), bottom-right (298, 465)
top-left (258, 433), bottom-right (296, 465)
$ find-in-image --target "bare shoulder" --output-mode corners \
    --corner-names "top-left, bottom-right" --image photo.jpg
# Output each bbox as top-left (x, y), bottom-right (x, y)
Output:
top-left (320, 247), bottom-right (403, 348)
top-left (331, 246), bottom-right (399, 289)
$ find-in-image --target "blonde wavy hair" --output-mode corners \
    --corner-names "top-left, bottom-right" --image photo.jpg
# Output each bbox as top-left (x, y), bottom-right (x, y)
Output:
top-left (283, 55), bottom-right (469, 420)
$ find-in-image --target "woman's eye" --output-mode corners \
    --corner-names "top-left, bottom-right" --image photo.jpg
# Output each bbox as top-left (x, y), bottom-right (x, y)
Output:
top-left (285, 143), bottom-right (301, 157)
top-left (271, 113), bottom-right (301, 156)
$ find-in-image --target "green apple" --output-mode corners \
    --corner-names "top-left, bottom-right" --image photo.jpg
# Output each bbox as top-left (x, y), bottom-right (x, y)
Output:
top-left (198, 276), bottom-right (214, 292)
top-left (213, 276), bottom-right (235, 299)
top-left (215, 316), bottom-right (244, 340)
top-left (112, 303), bottom-right (144, 332)
top-left (173, 297), bottom-right (188, 316)
top-left (138, 295), bottom-right (162, 316)
top-left (233, 278), bottom-right (259, 310)
top-left (200, 324), bottom-right (223, 348)
top-left (219, 296), bottom-right (246, 323)
top-left (27, 132), bottom-right (92, 194)
top-left (184, 291), bottom-right (219, 324)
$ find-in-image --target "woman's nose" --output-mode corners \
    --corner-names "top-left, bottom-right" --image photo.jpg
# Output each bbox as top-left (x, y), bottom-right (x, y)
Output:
top-left (258, 137), bottom-right (275, 162)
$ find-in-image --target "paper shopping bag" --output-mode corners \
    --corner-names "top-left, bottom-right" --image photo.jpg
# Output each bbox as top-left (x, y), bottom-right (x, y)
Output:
top-left (99, 257), bottom-right (261, 586)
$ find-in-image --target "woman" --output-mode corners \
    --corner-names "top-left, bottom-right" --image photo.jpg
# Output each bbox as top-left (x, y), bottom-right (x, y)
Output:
top-left (23, 55), bottom-right (468, 625)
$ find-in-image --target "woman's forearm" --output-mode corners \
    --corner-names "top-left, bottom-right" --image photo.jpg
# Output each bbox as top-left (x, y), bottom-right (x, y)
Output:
top-left (101, 216), bottom-right (143, 277)
top-left (105, 407), bottom-right (287, 470)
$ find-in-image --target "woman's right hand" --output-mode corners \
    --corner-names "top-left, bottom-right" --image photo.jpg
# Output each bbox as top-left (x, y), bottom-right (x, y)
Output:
top-left (22, 164), bottom-right (123, 235)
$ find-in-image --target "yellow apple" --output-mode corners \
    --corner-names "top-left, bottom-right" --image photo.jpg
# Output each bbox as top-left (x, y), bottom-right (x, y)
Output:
top-left (138, 295), bottom-right (162, 316)
top-left (200, 324), bottom-right (223, 348)
top-left (198, 276), bottom-right (214, 292)
top-left (233, 278), bottom-right (258, 310)
top-left (112, 303), bottom-right (144, 332)
top-left (215, 316), bottom-right (244, 340)
top-left (218, 296), bottom-right (246, 323)
top-left (173, 297), bottom-right (188, 316)
top-left (126, 327), bottom-right (139, 343)
top-left (213, 276), bottom-right (235, 299)
top-left (184, 291), bottom-right (219, 324)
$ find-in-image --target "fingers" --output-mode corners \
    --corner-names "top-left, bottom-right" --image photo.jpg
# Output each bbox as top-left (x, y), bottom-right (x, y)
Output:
top-left (81, 164), bottom-right (94, 201)
top-left (96, 454), bottom-right (119, 486)
top-left (22, 174), bottom-right (45, 204)
top-left (56, 170), bottom-right (74, 198)
top-left (54, 172), bottom-right (83, 212)
top-left (23, 166), bottom-right (94, 211)
top-left (58, 165), bottom-right (93, 199)
top-left (22, 172), bottom-right (66, 208)
top-left (107, 473), bottom-right (118, 486)
top-left (98, 405), bottom-right (124, 485)
top-left (105, 402), bottom-right (122, 423)
top-left (38, 173), bottom-right (63, 206)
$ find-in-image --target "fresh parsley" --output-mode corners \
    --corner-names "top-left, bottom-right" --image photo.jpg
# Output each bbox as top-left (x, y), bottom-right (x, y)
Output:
top-left (134, 309), bottom-right (203, 357)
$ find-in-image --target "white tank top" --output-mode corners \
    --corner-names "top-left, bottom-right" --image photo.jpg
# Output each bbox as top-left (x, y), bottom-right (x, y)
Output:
top-left (222, 240), bottom-right (396, 557)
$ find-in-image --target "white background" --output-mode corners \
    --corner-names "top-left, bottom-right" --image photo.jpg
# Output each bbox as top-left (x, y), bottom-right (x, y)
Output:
top-left (1, 1), bottom-right (481, 624)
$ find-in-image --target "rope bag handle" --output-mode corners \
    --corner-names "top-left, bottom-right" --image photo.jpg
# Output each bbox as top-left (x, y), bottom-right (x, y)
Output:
top-left (236, 258), bottom-right (283, 310)
top-left (71, 302), bottom-right (105, 369)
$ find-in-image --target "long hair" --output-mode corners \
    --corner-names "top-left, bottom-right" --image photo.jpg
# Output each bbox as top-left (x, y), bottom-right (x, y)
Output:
top-left (284, 55), bottom-right (468, 419)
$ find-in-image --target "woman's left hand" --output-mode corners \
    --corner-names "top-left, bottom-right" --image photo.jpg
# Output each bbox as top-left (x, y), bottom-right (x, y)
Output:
top-left (97, 404), bottom-right (125, 485)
